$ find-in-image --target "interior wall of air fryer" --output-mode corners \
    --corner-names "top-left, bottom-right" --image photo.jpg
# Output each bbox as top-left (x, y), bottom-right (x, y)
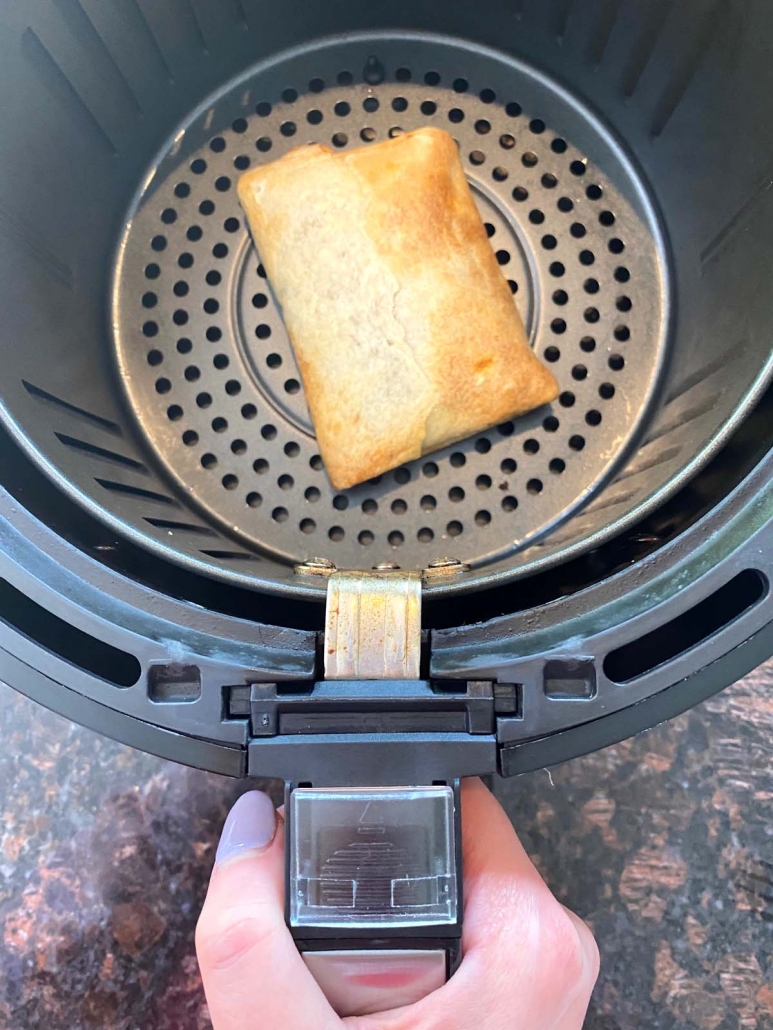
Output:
top-left (0, 0), bottom-right (772, 607)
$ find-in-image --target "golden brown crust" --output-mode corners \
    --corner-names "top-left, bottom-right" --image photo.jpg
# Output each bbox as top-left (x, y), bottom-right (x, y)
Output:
top-left (237, 128), bottom-right (558, 490)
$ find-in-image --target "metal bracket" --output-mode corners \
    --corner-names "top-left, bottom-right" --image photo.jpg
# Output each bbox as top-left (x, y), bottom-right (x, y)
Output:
top-left (324, 569), bottom-right (423, 680)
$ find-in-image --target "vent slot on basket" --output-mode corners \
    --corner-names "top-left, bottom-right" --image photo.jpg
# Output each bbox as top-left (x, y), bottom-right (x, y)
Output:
top-left (22, 380), bottom-right (122, 434)
top-left (148, 663), bottom-right (201, 703)
top-left (0, 577), bottom-right (140, 687)
top-left (604, 570), bottom-right (766, 684)
top-left (543, 658), bottom-right (596, 699)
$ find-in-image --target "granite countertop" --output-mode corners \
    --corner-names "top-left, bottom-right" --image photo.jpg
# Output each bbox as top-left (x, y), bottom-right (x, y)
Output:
top-left (0, 663), bottom-right (771, 1030)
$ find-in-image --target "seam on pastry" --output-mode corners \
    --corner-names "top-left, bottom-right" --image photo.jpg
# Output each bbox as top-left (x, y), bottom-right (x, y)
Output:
top-left (389, 275), bottom-right (435, 455)
top-left (347, 159), bottom-right (435, 459)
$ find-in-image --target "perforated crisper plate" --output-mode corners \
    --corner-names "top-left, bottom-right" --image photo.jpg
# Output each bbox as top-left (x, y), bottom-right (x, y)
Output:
top-left (113, 34), bottom-right (669, 585)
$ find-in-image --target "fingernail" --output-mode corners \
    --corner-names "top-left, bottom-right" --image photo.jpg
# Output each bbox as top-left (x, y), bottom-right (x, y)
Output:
top-left (216, 790), bottom-right (277, 865)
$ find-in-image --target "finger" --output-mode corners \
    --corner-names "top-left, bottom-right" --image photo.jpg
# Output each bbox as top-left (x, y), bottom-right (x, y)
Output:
top-left (348, 778), bottom-right (598, 1030)
top-left (458, 779), bottom-right (598, 1025)
top-left (459, 779), bottom-right (598, 1028)
top-left (196, 791), bottom-right (339, 1030)
top-left (461, 774), bottom-right (547, 948)
top-left (554, 908), bottom-right (600, 1030)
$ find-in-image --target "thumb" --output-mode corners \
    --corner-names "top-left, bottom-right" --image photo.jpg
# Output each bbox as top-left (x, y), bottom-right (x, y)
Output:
top-left (196, 791), bottom-right (339, 1030)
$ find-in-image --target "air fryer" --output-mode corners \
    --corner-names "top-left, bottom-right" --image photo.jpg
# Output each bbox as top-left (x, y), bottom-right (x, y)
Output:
top-left (1, 0), bottom-right (773, 1001)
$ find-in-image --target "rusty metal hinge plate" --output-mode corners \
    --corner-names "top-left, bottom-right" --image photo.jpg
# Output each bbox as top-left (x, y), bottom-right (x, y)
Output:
top-left (324, 570), bottom-right (422, 680)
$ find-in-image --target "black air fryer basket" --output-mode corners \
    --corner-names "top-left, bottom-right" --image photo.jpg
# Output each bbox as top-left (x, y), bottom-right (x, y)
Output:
top-left (1, 0), bottom-right (773, 787)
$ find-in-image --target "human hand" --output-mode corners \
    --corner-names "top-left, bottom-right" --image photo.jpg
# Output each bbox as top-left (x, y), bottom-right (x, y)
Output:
top-left (196, 778), bottom-right (599, 1029)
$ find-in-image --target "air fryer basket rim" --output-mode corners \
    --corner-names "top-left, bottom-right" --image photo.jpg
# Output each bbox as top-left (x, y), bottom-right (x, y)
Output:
top-left (1, 437), bottom-right (772, 778)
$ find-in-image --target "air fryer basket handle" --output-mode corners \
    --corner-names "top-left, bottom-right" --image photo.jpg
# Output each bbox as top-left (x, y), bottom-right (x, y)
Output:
top-left (282, 567), bottom-right (463, 1016)
top-left (284, 781), bottom-right (462, 1017)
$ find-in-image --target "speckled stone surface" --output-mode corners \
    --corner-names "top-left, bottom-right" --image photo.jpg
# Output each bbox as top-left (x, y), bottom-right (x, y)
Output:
top-left (0, 663), bottom-right (771, 1030)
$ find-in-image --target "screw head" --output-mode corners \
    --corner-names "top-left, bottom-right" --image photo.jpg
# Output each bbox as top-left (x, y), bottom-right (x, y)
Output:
top-left (423, 557), bottom-right (471, 580)
top-left (294, 557), bottom-right (337, 576)
top-left (373, 562), bottom-right (401, 571)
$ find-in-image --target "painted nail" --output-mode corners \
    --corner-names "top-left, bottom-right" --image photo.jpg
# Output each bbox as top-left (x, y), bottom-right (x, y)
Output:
top-left (215, 790), bottom-right (277, 865)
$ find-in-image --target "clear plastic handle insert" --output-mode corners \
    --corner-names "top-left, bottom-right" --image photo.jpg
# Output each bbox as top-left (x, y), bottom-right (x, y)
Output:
top-left (289, 786), bottom-right (457, 929)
